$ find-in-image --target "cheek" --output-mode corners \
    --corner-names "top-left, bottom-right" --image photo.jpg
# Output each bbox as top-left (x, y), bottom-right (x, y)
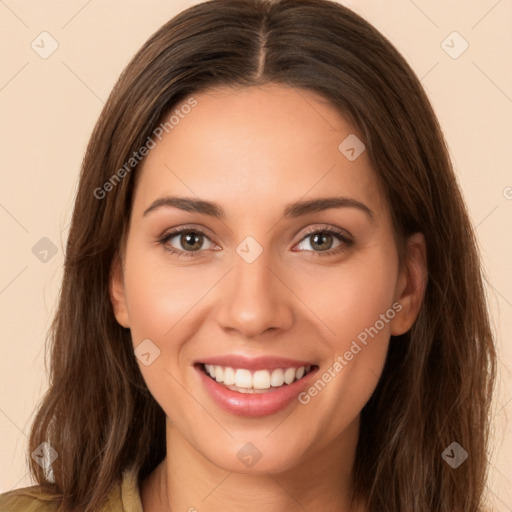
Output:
top-left (121, 245), bottom-right (202, 415)
top-left (297, 249), bottom-right (398, 420)
top-left (294, 245), bottom-right (399, 347)
top-left (122, 242), bottom-right (212, 344)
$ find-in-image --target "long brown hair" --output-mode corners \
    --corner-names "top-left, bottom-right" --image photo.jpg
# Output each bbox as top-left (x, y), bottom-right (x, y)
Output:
top-left (26, 0), bottom-right (496, 510)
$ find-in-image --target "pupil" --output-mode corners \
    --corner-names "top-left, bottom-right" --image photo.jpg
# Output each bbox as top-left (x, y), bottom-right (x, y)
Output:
top-left (182, 232), bottom-right (201, 250)
top-left (312, 233), bottom-right (332, 251)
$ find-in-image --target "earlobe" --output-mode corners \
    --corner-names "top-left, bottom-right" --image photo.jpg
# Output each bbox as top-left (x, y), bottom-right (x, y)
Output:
top-left (109, 253), bottom-right (130, 329)
top-left (390, 232), bottom-right (428, 336)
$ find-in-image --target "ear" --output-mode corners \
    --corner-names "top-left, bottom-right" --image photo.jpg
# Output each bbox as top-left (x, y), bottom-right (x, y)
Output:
top-left (109, 253), bottom-right (130, 328)
top-left (389, 232), bottom-right (428, 336)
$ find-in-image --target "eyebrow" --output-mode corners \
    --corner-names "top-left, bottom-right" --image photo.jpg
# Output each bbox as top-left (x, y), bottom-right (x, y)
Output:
top-left (143, 196), bottom-right (374, 220)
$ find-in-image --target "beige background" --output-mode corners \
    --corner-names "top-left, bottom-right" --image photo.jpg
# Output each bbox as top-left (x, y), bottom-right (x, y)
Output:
top-left (0, 0), bottom-right (510, 507)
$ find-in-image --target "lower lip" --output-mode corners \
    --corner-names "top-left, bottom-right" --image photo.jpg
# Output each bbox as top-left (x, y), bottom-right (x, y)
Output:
top-left (195, 364), bottom-right (318, 417)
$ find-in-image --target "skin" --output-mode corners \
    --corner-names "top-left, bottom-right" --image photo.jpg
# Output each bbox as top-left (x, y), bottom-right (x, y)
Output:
top-left (110, 83), bottom-right (427, 512)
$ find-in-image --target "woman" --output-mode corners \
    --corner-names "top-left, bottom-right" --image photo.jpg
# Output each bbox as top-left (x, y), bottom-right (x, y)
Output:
top-left (0, 0), bottom-right (496, 510)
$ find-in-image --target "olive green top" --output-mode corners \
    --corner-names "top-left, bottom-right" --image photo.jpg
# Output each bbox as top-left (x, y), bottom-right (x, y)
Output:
top-left (0, 468), bottom-right (143, 511)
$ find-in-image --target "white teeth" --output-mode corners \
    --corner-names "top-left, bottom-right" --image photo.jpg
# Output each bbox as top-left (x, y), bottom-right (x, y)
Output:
top-left (284, 367), bottom-right (296, 384)
top-left (202, 364), bottom-right (311, 390)
top-left (270, 368), bottom-right (285, 387)
top-left (234, 369), bottom-right (253, 389)
top-left (253, 370), bottom-right (271, 390)
top-left (223, 366), bottom-right (236, 385)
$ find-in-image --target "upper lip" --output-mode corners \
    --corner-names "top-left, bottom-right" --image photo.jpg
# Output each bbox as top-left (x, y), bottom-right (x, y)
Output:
top-left (196, 355), bottom-right (317, 371)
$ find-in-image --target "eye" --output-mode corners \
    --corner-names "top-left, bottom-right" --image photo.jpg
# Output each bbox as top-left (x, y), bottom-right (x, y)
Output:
top-left (294, 227), bottom-right (353, 256)
top-left (158, 227), bottom-right (216, 258)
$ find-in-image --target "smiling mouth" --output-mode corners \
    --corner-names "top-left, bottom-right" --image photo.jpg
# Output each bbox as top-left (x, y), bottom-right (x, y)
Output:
top-left (197, 362), bottom-right (318, 394)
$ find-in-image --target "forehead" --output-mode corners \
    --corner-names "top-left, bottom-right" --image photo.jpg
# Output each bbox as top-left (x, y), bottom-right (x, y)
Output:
top-left (133, 84), bottom-right (386, 219)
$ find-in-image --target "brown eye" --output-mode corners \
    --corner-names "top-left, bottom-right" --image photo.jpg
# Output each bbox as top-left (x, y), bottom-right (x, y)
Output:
top-left (295, 228), bottom-right (352, 255)
top-left (309, 232), bottom-right (335, 251)
top-left (178, 231), bottom-right (204, 251)
top-left (159, 228), bottom-right (215, 256)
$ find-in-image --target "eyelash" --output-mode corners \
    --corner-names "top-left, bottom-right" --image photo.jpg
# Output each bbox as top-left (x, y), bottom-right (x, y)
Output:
top-left (158, 225), bottom-right (354, 259)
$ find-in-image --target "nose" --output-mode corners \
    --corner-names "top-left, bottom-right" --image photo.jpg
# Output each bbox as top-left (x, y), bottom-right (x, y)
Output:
top-left (215, 249), bottom-right (295, 338)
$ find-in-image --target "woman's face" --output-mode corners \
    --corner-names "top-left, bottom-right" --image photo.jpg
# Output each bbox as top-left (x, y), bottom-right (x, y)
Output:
top-left (111, 84), bottom-right (425, 474)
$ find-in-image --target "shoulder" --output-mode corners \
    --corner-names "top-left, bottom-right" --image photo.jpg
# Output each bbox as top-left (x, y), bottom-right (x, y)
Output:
top-left (0, 468), bottom-right (142, 512)
top-left (0, 483), bottom-right (62, 512)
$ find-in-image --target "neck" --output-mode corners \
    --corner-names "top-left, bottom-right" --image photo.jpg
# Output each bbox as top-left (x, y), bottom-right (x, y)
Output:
top-left (141, 415), bottom-right (365, 512)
